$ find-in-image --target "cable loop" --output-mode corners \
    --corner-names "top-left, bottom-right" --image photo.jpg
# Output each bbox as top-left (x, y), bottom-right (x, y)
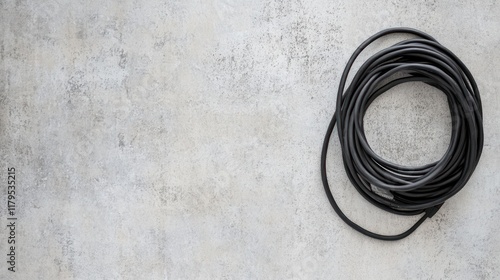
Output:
top-left (321, 27), bottom-right (483, 241)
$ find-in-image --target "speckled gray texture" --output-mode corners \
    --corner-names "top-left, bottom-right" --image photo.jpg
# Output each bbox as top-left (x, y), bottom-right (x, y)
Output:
top-left (1, 0), bottom-right (499, 279)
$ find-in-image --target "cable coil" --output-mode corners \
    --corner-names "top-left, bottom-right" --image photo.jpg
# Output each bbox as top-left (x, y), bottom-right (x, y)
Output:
top-left (321, 27), bottom-right (483, 241)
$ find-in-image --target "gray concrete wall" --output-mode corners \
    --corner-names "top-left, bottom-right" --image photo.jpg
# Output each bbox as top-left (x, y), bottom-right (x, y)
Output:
top-left (1, 0), bottom-right (499, 279)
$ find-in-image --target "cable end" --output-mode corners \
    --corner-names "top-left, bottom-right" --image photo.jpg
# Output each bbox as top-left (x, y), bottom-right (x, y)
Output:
top-left (425, 203), bottom-right (444, 218)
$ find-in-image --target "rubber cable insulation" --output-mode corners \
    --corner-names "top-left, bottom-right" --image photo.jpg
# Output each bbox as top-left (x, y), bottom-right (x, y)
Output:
top-left (321, 27), bottom-right (483, 241)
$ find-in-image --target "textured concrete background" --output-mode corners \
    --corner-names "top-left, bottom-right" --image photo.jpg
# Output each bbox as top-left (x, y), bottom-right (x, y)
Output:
top-left (1, 0), bottom-right (499, 279)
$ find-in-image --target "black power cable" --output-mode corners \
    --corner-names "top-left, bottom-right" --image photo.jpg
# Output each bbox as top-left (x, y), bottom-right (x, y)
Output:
top-left (321, 27), bottom-right (483, 241)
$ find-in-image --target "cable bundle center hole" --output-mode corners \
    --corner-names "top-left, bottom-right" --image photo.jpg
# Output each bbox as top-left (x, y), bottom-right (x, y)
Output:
top-left (363, 81), bottom-right (452, 167)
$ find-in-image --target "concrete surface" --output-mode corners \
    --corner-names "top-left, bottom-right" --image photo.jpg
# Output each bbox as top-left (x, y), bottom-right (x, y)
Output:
top-left (1, 0), bottom-right (499, 279)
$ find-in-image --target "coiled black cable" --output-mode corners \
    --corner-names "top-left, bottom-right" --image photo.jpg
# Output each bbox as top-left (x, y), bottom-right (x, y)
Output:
top-left (321, 27), bottom-right (483, 241)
